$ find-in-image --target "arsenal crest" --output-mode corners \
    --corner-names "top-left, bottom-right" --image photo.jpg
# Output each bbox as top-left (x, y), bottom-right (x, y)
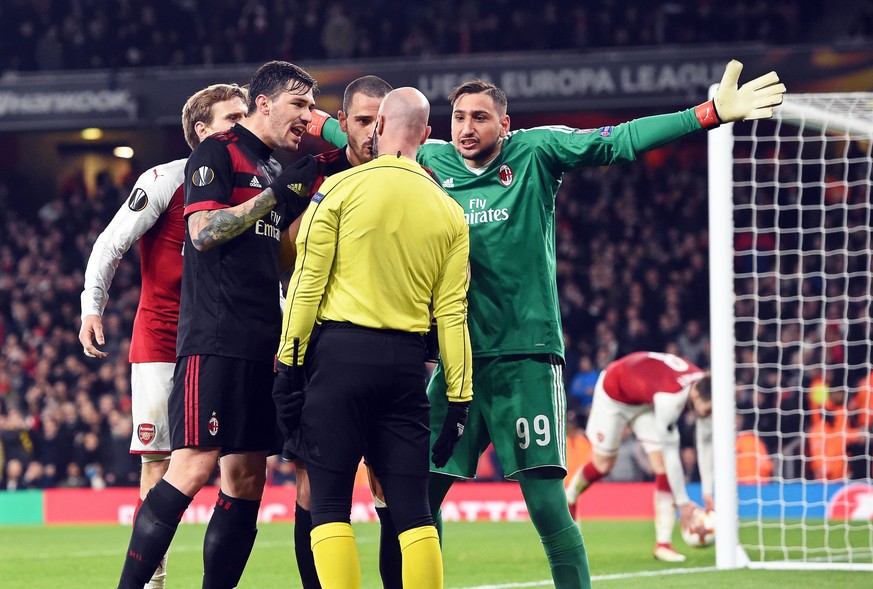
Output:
top-left (138, 423), bottom-right (156, 445)
top-left (208, 412), bottom-right (220, 436)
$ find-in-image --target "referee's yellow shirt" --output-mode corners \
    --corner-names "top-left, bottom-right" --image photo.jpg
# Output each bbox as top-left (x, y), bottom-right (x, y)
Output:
top-left (278, 155), bottom-right (472, 403)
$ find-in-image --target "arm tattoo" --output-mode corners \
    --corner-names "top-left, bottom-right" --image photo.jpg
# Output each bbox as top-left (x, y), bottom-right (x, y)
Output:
top-left (191, 190), bottom-right (278, 251)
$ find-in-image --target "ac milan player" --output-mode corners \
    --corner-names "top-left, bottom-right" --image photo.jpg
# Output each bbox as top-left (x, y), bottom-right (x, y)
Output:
top-left (564, 351), bottom-right (713, 563)
top-left (80, 83), bottom-right (247, 589)
top-left (115, 60), bottom-right (319, 589)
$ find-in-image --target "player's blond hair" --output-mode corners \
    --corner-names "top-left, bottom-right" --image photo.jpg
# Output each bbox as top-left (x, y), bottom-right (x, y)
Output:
top-left (448, 80), bottom-right (508, 115)
top-left (181, 84), bottom-right (248, 150)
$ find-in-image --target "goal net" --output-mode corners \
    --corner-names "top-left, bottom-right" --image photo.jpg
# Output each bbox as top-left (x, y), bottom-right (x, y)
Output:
top-left (708, 92), bottom-right (873, 571)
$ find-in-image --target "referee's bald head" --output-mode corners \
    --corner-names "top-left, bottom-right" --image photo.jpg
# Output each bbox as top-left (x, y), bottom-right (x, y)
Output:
top-left (374, 87), bottom-right (432, 159)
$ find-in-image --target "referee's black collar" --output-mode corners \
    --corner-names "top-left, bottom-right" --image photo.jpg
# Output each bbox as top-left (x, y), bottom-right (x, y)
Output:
top-left (232, 124), bottom-right (274, 160)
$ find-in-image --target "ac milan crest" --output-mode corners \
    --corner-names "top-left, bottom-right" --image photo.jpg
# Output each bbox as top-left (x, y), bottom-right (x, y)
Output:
top-left (208, 412), bottom-right (219, 436)
top-left (498, 164), bottom-right (513, 187)
top-left (137, 423), bottom-right (156, 445)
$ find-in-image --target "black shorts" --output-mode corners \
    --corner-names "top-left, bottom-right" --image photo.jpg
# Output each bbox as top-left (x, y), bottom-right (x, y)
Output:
top-left (291, 322), bottom-right (429, 478)
top-left (169, 354), bottom-right (281, 454)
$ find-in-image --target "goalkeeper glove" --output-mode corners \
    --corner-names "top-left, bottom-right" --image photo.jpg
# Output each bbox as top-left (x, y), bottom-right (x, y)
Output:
top-left (432, 401), bottom-right (471, 468)
top-left (306, 109), bottom-right (331, 138)
top-left (270, 155), bottom-right (318, 207)
top-left (695, 60), bottom-right (786, 129)
top-left (272, 360), bottom-right (305, 443)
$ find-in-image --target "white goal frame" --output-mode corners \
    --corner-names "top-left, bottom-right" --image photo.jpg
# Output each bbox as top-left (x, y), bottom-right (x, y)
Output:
top-left (708, 89), bottom-right (873, 571)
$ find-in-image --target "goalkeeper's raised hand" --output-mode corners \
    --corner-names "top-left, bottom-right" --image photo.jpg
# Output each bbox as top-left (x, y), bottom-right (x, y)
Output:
top-left (306, 109), bottom-right (331, 138)
top-left (432, 401), bottom-right (471, 468)
top-left (695, 60), bottom-right (786, 128)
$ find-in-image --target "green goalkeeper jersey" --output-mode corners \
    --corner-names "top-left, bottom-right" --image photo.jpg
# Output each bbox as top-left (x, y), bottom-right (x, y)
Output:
top-left (321, 109), bottom-right (704, 358)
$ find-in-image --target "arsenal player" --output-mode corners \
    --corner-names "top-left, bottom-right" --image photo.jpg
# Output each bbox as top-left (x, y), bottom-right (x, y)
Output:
top-left (565, 351), bottom-right (713, 563)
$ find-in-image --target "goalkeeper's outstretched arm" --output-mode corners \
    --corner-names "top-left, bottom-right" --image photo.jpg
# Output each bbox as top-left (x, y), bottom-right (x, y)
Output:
top-left (304, 59), bottom-right (787, 163)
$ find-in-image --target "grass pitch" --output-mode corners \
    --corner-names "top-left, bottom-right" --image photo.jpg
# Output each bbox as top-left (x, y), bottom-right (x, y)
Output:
top-left (2, 520), bottom-right (870, 588)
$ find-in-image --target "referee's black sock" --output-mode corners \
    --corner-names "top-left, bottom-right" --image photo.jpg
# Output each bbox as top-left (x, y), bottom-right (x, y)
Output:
top-left (118, 479), bottom-right (191, 589)
top-left (376, 506), bottom-right (404, 589)
top-left (202, 491), bottom-right (259, 589)
top-left (294, 503), bottom-right (322, 589)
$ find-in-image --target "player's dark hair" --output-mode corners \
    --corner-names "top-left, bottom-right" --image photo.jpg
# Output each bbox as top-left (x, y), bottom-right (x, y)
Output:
top-left (181, 84), bottom-right (248, 150)
top-left (247, 60), bottom-right (317, 115)
top-left (448, 80), bottom-right (508, 115)
top-left (342, 75), bottom-right (393, 114)
top-left (695, 373), bottom-right (712, 402)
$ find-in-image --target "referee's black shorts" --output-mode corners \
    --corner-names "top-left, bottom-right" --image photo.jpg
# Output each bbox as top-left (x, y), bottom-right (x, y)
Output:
top-left (294, 321), bottom-right (430, 478)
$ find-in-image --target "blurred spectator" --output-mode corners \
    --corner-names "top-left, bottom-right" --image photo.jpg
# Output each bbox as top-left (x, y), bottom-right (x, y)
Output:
top-left (475, 444), bottom-right (504, 482)
top-left (567, 356), bottom-right (598, 422)
top-left (564, 410), bottom-right (592, 516)
top-left (4, 458), bottom-right (25, 490)
top-left (676, 319), bottom-right (707, 368)
top-left (58, 462), bottom-right (89, 489)
top-left (805, 385), bottom-right (860, 481)
top-left (0, 0), bottom-right (831, 75)
top-left (735, 415), bottom-right (774, 484)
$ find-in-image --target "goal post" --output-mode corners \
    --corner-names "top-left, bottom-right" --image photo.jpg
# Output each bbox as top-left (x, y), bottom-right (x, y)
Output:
top-left (708, 91), bottom-right (873, 571)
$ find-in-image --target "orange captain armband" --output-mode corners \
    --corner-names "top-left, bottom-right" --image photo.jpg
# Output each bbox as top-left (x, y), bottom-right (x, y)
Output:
top-left (306, 109), bottom-right (331, 137)
top-left (694, 100), bottom-right (721, 129)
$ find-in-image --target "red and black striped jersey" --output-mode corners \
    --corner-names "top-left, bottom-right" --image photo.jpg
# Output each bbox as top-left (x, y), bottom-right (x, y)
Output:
top-left (177, 124), bottom-right (286, 362)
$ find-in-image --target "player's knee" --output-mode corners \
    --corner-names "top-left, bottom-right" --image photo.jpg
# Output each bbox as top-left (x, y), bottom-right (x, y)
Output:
top-left (221, 471), bottom-right (266, 500)
top-left (165, 460), bottom-right (214, 495)
top-left (591, 453), bottom-right (616, 475)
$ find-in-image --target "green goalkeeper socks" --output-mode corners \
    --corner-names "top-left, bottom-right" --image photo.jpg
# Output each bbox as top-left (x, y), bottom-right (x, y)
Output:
top-left (520, 476), bottom-right (591, 589)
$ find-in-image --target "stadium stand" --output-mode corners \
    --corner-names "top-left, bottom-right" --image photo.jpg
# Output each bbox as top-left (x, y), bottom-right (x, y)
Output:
top-left (0, 0), bottom-right (835, 74)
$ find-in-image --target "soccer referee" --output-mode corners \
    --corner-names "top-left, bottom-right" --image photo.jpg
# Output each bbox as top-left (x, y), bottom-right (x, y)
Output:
top-left (274, 87), bottom-right (472, 589)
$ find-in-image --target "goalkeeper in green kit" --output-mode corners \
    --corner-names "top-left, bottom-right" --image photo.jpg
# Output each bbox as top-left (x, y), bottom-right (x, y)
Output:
top-left (306, 60), bottom-right (785, 588)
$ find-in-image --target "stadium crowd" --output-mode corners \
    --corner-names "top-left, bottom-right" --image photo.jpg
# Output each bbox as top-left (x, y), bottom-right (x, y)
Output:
top-left (0, 0), bottom-right (833, 73)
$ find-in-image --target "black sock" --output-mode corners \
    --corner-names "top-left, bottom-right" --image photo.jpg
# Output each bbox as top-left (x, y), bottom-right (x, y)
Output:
top-left (375, 506), bottom-right (403, 589)
top-left (294, 503), bottom-right (322, 589)
top-left (118, 480), bottom-right (191, 589)
top-left (202, 491), bottom-right (260, 589)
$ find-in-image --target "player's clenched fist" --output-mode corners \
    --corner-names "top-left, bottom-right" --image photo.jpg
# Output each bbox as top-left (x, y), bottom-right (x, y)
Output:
top-left (269, 155), bottom-right (318, 206)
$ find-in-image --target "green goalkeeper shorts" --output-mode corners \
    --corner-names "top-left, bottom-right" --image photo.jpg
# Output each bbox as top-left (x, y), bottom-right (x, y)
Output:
top-left (428, 354), bottom-right (567, 480)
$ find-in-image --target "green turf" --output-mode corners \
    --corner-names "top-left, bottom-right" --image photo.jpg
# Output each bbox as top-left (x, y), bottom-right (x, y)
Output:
top-left (1, 520), bottom-right (871, 588)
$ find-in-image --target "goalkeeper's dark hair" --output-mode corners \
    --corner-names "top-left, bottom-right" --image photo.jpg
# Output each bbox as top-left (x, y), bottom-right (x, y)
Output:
top-left (181, 84), bottom-right (248, 150)
top-left (449, 80), bottom-right (508, 115)
top-left (342, 75), bottom-right (393, 114)
top-left (695, 373), bottom-right (712, 402)
top-left (246, 60), bottom-right (317, 115)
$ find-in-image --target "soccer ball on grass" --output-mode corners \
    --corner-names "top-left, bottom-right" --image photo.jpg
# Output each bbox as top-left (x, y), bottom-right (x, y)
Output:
top-left (681, 508), bottom-right (715, 547)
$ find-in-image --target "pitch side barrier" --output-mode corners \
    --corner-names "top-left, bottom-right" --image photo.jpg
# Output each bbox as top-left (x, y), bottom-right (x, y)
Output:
top-left (1, 482), bottom-right (868, 526)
